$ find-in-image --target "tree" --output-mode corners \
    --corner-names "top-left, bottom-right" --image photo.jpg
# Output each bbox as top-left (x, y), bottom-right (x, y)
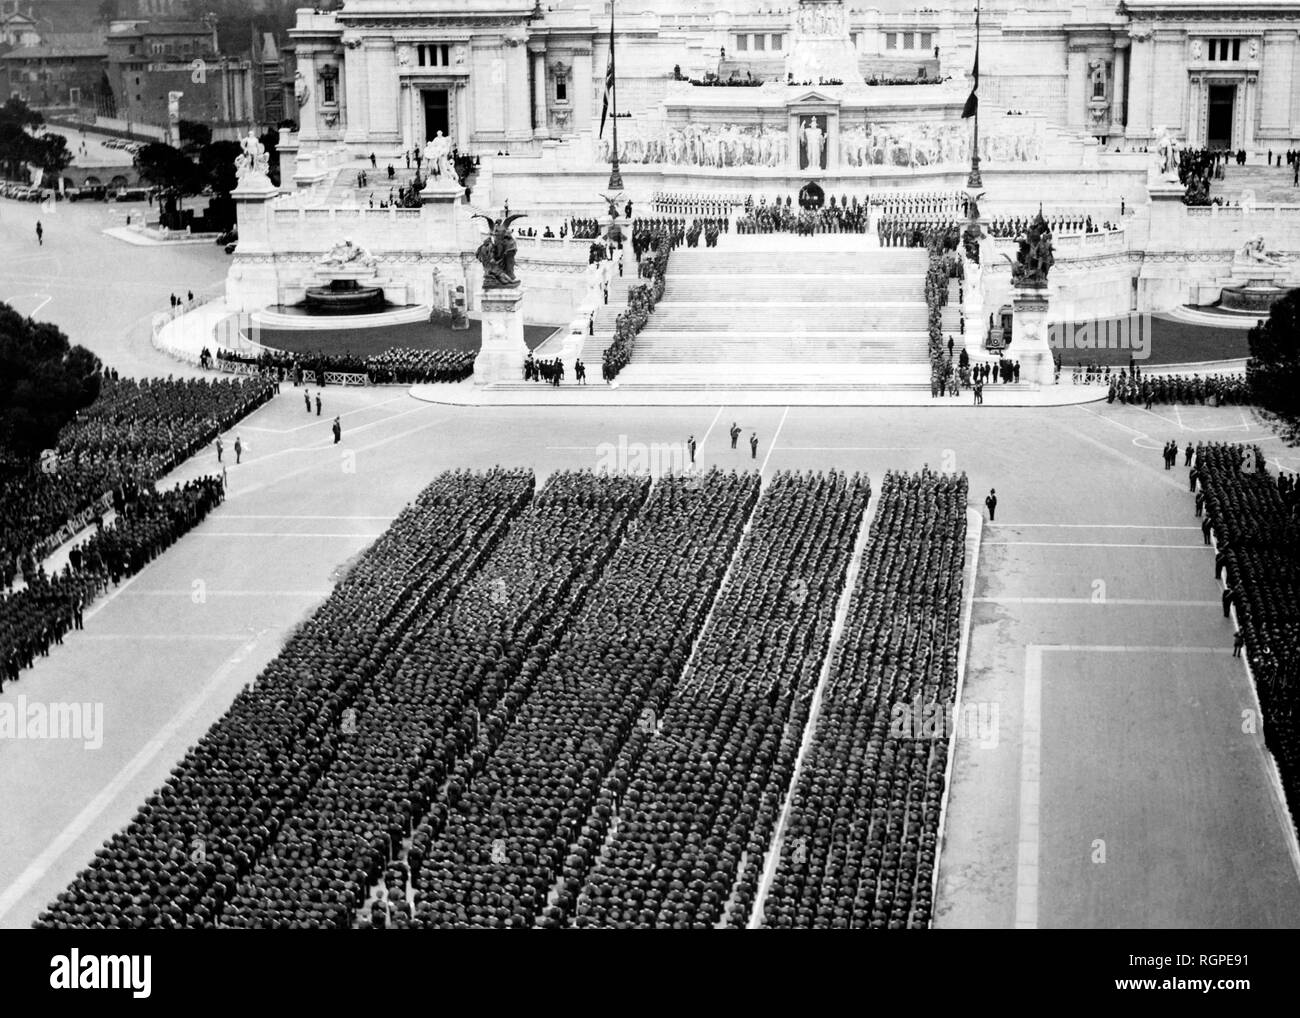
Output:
top-left (0, 303), bottom-right (101, 461)
top-left (178, 120), bottom-right (212, 154)
top-left (30, 132), bottom-right (72, 180)
top-left (97, 0), bottom-right (120, 23)
top-left (135, 142), bottom-right (202, 198)
top-left (1246, 289), bottom-right (1300, 416)
top-left (199, 140), bottom-right (241, 195)
top-left (0, 97), bottom-right (44, 180)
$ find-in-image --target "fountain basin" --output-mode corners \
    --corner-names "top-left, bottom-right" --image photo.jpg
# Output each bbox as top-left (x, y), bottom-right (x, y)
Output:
top-left (1219, 279), bottom-right (1291, 315)
top-left (304, 278), bottom-right (386, 314)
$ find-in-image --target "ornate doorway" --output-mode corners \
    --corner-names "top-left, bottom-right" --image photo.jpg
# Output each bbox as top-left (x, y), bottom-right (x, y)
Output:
top-left (1207, 84), bottom-right (1234, 149)
top-left (423, 89), bottom-right (450, 144)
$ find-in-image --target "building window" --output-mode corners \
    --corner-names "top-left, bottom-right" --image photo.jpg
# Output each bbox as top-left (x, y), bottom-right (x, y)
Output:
top-left (771, 33), bottom-right (782, 51)
top-left (555, 74), bottom-right (567, 102)
top-left (921, 32), bottom-right (933, 50)
top-left (736, 34), bottom-right (748, 52)
top-left (1232, 39), bottom-right (1240, 61)
top-left (754, 34), bottom-right (765, 52)
top-left (885, 32), bottom-right (897, 50)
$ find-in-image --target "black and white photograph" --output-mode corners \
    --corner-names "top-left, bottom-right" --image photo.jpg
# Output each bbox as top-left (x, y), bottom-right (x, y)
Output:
top-left (0, 0), bottom-right (1297, 999)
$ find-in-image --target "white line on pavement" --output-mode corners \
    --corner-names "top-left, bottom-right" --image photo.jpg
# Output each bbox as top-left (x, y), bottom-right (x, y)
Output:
top-left (0, 630), bottom-right (269, 926)
top-left (758, 406), bottom-right (789, 474)
top-left (1007, 524), bottom-right (1199, 530)
top-left (189, 532), bottom-right (382, 539)
top-left (984, 541), bottom-right (1206, 549)
top-left (1015, 643), bottom-right (1236, 931)
top-left (976, 597), bottom-right (1219, 607)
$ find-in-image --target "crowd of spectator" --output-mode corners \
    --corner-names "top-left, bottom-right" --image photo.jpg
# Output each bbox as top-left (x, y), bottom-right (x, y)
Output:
top-left (762, 468), bottom-right (969, 928)
top-left (1194, 444), bottom-right (1300, 832)
top-left (570, 470), bottom-right (872, 927)
top-left (2, 477), bottom-right (226, 689)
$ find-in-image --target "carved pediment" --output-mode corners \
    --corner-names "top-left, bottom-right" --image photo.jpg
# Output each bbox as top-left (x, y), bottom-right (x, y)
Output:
top-left (788, 90), bottom-right (839, 107)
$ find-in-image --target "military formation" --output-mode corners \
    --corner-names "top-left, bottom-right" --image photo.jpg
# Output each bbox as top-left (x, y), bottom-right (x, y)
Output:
top-left (1107, 371), bottom-right (1250, 406)
top-left (2, 477), bottom-right (226, 691)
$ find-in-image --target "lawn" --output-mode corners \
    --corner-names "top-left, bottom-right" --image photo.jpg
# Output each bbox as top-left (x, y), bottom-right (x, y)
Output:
top-left (258, 317), bottom-right (560, 357)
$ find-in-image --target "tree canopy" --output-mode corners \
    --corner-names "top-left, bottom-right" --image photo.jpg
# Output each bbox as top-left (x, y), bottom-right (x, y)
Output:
top-left (1246, 289), bottom-right (1300, 416)
top-left (0, 98), bottom-right (70, 183)
top-left (0, 303), bottom-right (102, 463)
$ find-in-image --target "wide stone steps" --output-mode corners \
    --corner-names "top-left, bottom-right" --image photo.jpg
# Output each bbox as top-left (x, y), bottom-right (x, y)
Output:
top-left (612, 363), bottom-right (934, 389)
top-left (648, 304), bottom-right (932, 331)
top-left (630, 333), bottom-right (932, 363)
top-left (666, 277), bottom-right (924, 302)
top-left (669, 251), bottom-right (925, 275)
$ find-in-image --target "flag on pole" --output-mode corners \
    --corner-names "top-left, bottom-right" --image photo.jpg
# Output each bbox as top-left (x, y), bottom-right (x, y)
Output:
top-left (599, 4), bottom-right (615, 138)
top-left (962, 2), bottom-right (979, 118)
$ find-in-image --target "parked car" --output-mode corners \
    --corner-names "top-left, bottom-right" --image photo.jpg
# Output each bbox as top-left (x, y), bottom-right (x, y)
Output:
top-left (68, 185), bottom-right (108, 202)
top-left (114, 187), bottom-right (149, 202)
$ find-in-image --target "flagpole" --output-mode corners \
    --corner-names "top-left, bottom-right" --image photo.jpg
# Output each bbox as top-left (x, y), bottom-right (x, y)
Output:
top-left (607, 1), bottom-right (624, 190)
top-left (967, 0), bottom-right (982, 188)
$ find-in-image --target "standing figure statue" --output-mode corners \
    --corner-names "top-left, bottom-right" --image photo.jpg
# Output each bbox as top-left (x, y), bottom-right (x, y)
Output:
top-left (801, 117), bottom-right (826, 170)
top-left (234, 128), bottom-right (270, 181)
top-left (472, 208), bottom-right (528, 288)
top-left (424, 130), bottom-right (452, 179)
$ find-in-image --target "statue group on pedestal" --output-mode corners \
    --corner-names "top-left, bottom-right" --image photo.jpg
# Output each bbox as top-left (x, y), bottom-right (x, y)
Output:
top-left (794, 4), bottom-right (847, 37)
top-left (234, 129), bottom-right (271, 181)
top-left (423, 131), bottom-right (452, 180)
top-left (472, 208), bottom-right (526, 289)
top-left (1008, 211), bottom-right (1055, 288)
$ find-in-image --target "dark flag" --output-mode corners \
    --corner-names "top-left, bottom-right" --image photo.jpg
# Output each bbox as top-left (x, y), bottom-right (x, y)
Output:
top-left (599, 5), bottom-right (616, 138)
top-left (962, 2), bottom-right (979, 119)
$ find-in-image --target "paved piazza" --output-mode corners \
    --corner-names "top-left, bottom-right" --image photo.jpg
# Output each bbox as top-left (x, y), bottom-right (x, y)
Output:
top-left (1, 199), bottom-right (1297, 929)
top-left (4, 0), bottom-right (1300, 954)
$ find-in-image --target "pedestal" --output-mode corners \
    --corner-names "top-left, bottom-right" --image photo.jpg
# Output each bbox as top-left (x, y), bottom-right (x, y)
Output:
top-left (420, 174), bottom-right (464, 203)
top-left (1011, 286), bottom-right (1055, 387)
top-left (474, 286), bottom-right (528, 386)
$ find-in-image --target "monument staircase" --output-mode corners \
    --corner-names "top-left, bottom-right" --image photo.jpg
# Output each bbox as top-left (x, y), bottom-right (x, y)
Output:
top-left (604, 238), bottom-right (961, 391)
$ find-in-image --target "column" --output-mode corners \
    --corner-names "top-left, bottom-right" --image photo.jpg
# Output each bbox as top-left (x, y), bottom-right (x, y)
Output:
top-left (344, 46), bottom-right (368, 144)
top-left (365, 39), bottom-right (400, 143)
top-left (1241, 75), bottom-right (1257, 152)
top-left (572, 48), bottom-right (594, 137)
top-left (1187, 76), bottom-right (1202, 148)
top-left (1066, 48), bottom-right (1087, 131)
top-left (530, 46), bottom-right (547, 137)
top-left (1126, 30), bottom-right (1153, 140)
top-left (401, 82), bottom-right (413, 150)
top-left (298, 51), bottom-right (320, 142)
top-left (506, 38), bottom-right (530, 139)
top-left (1109, 42), bottom-right (1127, 135)
top-left (455, 84), bottom-right (470, 149)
